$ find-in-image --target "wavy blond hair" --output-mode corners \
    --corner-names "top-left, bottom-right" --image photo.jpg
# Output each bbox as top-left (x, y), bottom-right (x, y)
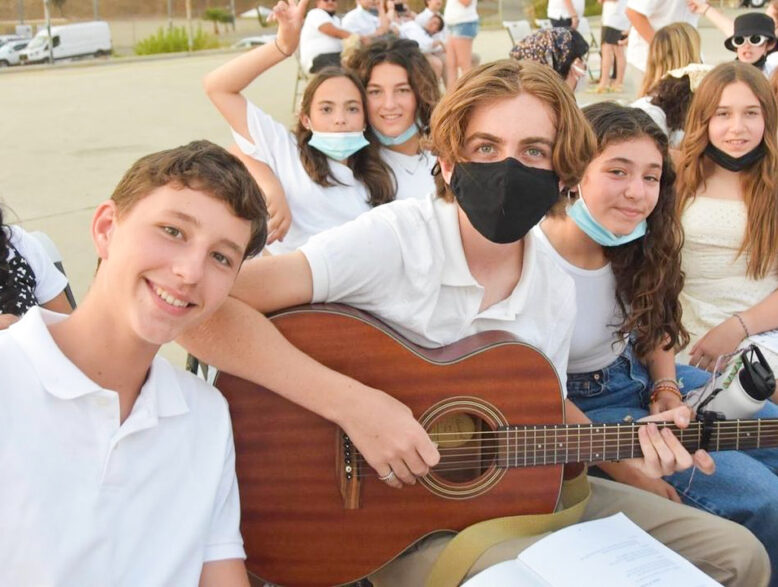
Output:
top-left (639, 23), bottom-right (701, 97)
top-left (676, 61), bottom-right (778, 279)
top-left (426, 59), bottom-right (596, 202)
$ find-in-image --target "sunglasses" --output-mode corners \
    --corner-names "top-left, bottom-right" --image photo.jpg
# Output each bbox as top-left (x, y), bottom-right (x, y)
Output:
top-left (732, 34), bottom-right (771, 47)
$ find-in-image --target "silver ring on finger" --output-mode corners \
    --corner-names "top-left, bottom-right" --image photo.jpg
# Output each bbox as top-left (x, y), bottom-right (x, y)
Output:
top-left (378, 470), bottom-right (396, 482)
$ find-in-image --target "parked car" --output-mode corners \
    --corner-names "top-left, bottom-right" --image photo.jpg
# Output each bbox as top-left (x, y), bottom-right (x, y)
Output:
top-left (231, 34), bottom-right (277, 49)
top-left (18, 21), bottom-right (111, 65)
top-left (0, 39), bottom-right (30, 66)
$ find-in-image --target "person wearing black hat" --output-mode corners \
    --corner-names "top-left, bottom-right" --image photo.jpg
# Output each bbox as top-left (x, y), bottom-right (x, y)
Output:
top-left (725, 13), bottom-right (777, 71)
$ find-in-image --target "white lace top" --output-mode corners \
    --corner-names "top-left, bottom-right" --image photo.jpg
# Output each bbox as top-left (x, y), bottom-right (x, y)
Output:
top-left (678, 196), bottom-right (778, 361)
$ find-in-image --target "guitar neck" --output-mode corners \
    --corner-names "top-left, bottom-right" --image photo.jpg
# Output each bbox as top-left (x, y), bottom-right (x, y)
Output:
top-left (495, 419), bottom-right (778, 467)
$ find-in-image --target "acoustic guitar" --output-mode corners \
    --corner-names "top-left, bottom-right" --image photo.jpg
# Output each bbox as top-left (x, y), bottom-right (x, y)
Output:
top-left (215, 304), bottom-right (778, 587)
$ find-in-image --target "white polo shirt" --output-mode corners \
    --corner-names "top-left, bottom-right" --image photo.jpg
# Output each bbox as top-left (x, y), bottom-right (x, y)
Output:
top-left (300, 8), bottom-right (344, 72)
top-left (342, 5), bottom-right (380, 35)
top-left (416, 8), bottom-right (448, 42)
top-left (380, 147), bottom-right (437, 200)
top-left (399, 20), bottom-right (437, 53)
top-left (300, 194), bottom-right (576, 390)
top-left (625, 0), bottom-right (697, 71)
top-left (0, 308), bottom-right (244, 586)
top-left (233, 101), bottom-right (373, 255)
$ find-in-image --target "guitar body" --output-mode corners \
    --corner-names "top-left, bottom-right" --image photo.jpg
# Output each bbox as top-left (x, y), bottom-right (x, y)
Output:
top-left (215, 305), bottom-right (567, 587)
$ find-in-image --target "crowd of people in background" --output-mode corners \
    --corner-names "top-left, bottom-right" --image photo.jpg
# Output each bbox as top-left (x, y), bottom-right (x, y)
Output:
top-left (4, 0), bottom-right (778, 584)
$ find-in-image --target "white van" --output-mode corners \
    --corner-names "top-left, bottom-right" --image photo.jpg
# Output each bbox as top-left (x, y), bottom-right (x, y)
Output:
top-left (19, 21), bottom-right (111, 65)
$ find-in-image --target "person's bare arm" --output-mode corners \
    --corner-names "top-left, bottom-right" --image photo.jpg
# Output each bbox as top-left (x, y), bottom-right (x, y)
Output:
top-left (563, 0), bottom-right (580, 28)
top-left (178, 253), bottom-right (440, 487)
top-left (202, 0), bottom-right (309, 139)
top-left (199, 559), bottom-right (250, 587)
top-left (626, 7), bottom-right (654, 43)
top-left (228, 145), bottom-right (291, 245)
top-left (690, 289), bottom-right (778, 371)
top-left (42, 290), bottom-right (74, 314)
top-left (319, 21), bottom-right (354, 39)
top-left (687, 0), bottom-right (734, 36)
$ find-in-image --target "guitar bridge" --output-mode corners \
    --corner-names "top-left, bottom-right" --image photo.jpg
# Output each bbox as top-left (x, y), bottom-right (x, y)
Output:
top-left (337, 431), bottom-right (361, 509)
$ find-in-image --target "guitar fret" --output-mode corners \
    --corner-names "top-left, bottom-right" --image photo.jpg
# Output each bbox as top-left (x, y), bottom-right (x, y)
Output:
top-left (717, 421), bottom-right (720, 452)
top-left (554, 426), bottom-right (558, 465)
top-left (737, 420), bottom-right (740, 451)
top-left (631, 423), bottom-right (635, 459)
top-left (533, 426), bottom-right (537, 467)
top-left (616, 423), bottom-right (620, 460)
top-left (577, 424), bottom-right (581, 463)
top-left (758, 420), bottom-right (761, 449)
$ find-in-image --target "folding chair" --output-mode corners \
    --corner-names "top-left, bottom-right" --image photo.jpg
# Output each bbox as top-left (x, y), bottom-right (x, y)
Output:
top-left (535, 18), bottom-right (552, 30)
top-left (29, 230), bottom-right (77, 309)
top-left (577, 17), bottom-right (601, 82)
top-left (502, 20), bottom-right (532, 44)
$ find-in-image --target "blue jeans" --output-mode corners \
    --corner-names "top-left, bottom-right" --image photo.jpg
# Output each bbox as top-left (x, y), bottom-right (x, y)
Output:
top-left (568, 344), bottom-right (778, 584)
top-left (448, 20), bottom-right (479, 38)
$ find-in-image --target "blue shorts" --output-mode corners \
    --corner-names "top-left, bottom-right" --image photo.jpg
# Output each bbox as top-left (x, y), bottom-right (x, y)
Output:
top-left (448, 20), bottom-right (479, 39)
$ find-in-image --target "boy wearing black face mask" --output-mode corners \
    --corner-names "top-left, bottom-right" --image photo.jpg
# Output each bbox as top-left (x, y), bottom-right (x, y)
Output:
top-left (180, 60), bottom-right (769, 586)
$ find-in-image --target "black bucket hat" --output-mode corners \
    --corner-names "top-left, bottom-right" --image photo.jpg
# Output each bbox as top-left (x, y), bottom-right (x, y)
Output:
top-left (725, 13), bottom-right (776, 51)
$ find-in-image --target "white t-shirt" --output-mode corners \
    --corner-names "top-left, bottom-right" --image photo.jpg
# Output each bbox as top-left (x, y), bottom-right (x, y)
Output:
top-left (300, 194), bottom-right (577, 390)
top-left (399, 20), bottom-right (438, 53)
top-left (0, 307), bottom-right (244, 586)
top-left (300, 8), bottom-right (344, 72)
top-left (533, 225), bottom-right (626, 373)
top-left (625, 0), bottom-right (698, 71)
top-left (233, 101), bottom-right (373, 254)
top-left (342, 5), bottom-right (380, 35)
top-left (4, 225), bottom-right (68, 308)
top-left (602, 0), bottom-right (630, 31)
top-left (547, 0), bottom-right (585, 20)
top-left (380, 147), bottom-right (437, 199)
top-left (443, 0), bottom-right (478, 26)
top-left (416, 8), bottom-right (448, 41)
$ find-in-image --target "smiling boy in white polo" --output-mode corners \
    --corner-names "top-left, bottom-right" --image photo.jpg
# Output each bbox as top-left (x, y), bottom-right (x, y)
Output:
top-left (0, 141), bottom-right (267, 586)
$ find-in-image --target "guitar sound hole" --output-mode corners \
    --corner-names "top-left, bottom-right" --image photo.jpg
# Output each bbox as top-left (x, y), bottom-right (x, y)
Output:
top-left (428, 413), bottom-right (497, 483)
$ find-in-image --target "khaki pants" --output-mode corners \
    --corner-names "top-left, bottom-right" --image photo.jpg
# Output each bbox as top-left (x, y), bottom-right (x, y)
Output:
top-left (370, 477), bottom-right (770, 587)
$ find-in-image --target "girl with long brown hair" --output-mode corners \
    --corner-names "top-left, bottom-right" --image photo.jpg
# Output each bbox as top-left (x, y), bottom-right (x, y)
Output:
top-left (675, 61), bottom-right (778, 579)
top-left (676, 62), bottom-right (778, 375)
top-left (203, 0), bottom-right (394, 255)
top-left (537, 101), bottom-right (778, 579)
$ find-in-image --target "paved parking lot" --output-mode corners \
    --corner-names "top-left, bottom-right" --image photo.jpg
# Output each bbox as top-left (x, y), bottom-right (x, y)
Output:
top-left (0, 21), bottom-right (735, 363)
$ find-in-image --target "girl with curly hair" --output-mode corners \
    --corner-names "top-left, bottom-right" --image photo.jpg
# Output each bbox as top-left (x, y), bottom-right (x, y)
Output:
top-left (0, 206), bottom-right (71, 329)
top-left (537, 100), bottom-right (778, 579)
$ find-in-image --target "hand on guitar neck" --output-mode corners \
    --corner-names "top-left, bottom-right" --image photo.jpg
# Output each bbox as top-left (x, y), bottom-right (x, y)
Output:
top-left (596, 403), bottom-right (716, 502)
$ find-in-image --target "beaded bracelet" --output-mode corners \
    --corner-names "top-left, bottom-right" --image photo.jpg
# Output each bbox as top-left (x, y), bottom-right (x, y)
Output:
top-left (652, 377), bottom-right (678, 389)
top-left (733, 313), bottom-right (751, 339)
top-left (650, 383), bottom-right (683, 404)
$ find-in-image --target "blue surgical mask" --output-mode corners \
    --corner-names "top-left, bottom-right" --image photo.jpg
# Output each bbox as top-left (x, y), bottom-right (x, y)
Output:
top-left (308, 130), bottom-right (370, 161)
top-left (567, 185), bottom-right (647, 247)
top-left (366, 7), bottom-right (379, 15)
top-left (372, 120), bottom-right (419, 147)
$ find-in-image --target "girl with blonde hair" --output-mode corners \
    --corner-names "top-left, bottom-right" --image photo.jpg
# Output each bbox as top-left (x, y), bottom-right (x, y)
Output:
top-left (677, 61), bottom-right (778, 371)
top-left (638, 22), bottom-right (701, 97)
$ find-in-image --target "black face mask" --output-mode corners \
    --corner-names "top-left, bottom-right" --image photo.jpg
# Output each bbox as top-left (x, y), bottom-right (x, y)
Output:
top-left (704, 141), bottom-right (766, 172)
top-left (325, 9), bottom-right (337, 16)
top-left (449, 158), bottom-right (560, 244)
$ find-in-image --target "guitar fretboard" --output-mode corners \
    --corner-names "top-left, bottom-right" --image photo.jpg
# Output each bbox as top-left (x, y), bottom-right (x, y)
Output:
top-left (494, 419), bottom-right (778, 467)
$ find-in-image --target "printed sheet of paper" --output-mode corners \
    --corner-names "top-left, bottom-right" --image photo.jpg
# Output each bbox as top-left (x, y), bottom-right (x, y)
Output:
top-left (462, 513), bottom-right (720, 587)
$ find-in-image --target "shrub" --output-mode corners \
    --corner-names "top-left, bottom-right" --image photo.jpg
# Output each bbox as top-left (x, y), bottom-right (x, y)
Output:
top-left (134, 26), bottom-right (220, 55)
